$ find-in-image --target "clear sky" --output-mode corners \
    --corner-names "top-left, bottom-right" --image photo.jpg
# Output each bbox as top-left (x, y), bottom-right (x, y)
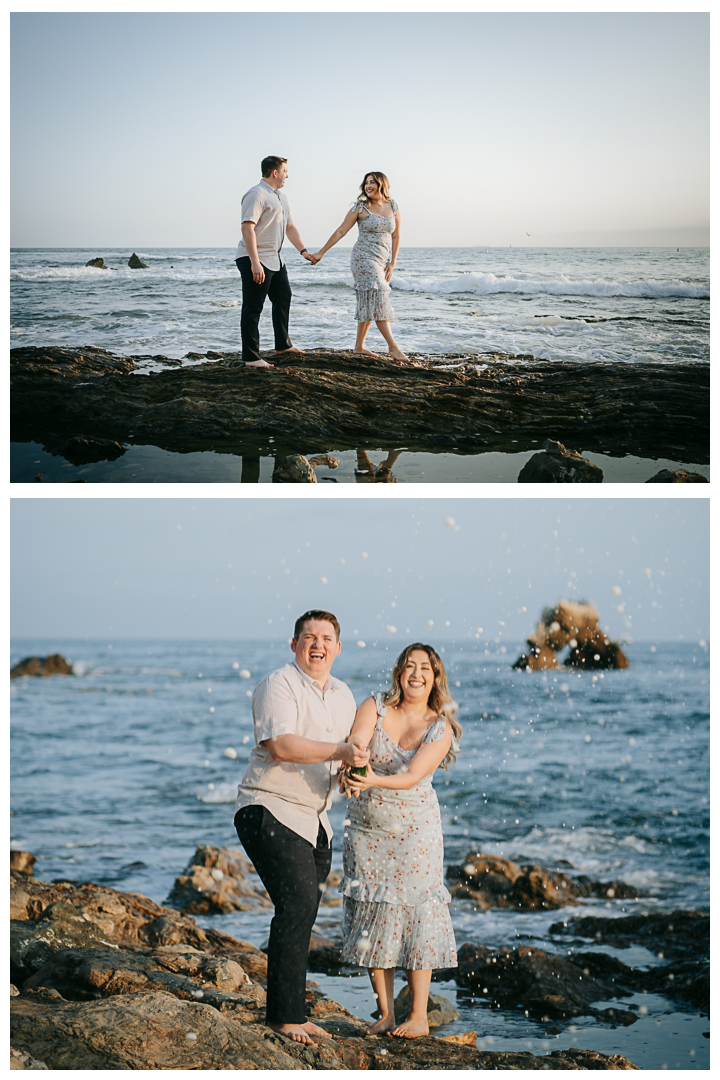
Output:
top-left (11, 11), bottom-right (709, 248)
top-left (10, 498), bottom-right (709, 642)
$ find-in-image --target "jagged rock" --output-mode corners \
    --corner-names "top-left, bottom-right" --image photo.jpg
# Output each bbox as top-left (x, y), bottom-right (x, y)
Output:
top-left (11, 852), bottom-right (36, 876)
top-left (127, 253), bottom-right (148, 269)
top-left (85, 258), bottom-right (106, 269)
top-left (272, 454), bottom-right (317, 483)
top-left (393, 985), bottom-right (460, 1027)
top-left (10, 1046), bottom-right (49, 1069)
top-left (10, 903), bottom-right (110, 984)
top-left (9, 990), bottom-right (639, 1070)
top-left (446, 852), bottom-right (639, 910)
top-left (452, 942), bottom-right (638, 1025)
top-left (514, 600), bottom-right (628, 671)
top-left (307, 454), bottom-right (340, 469)
top-left (10, 875), bottom-right (268, 984)
top-left (646, 468), bottom-right (708, 483)
top-left (10, 347), bottom-right (709, 464)
top-left (518, 439), bottom-right (604, 483)
top-left (22, 946), bottom-right (265, 1020)
top-left (46, 435), bottom-right (126, 466)
top-left (166, 845), bottom-right (271, 916)
top-left (10, 655), bottom-right (73, 679)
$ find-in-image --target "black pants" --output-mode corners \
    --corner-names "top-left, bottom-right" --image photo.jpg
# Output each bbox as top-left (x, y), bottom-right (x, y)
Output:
top-left (236, 256), bottom-right (292, 364)
top-left (234, 804), bottom-right (331, 1024)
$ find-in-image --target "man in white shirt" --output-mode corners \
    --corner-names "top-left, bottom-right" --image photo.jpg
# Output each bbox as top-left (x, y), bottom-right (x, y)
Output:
top-left (234, 609), bottom-right (368, 1045)
top-left (235, 156), bottom-right (315, 368)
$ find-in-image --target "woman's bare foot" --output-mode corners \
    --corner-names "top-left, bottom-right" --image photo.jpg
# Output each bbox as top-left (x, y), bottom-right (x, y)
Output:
top-left (390, 1016), bottom-right (430, 1038)
top-left (366, 1015), bottom-right (396, 1035)
top-left (353, 348), bottom-right (380, 357)
top-left (274, 345), bottom-right (305, 354)
top-left (245, 359), bottom-right (274, 368)
top-left (389, 350), bottom-right (410, 362)
top-left (302, 1021), bottom-right (333, 1040)
top-left (267, 1022), bottom-right (316, 1045)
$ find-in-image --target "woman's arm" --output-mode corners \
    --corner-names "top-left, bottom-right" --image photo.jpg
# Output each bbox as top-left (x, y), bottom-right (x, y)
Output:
top-left (312, 207), bottom-right (361, 261)
top-left (346, 722), bottom-right (452, 794)
top-left (385, 209), bottom-right (401, 282)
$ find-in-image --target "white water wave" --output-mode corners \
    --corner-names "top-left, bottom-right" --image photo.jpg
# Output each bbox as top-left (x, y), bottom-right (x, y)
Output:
top-left (391, 272), bottom-right (709, 299)
top-left (196, 782), bottom-right (239, 804)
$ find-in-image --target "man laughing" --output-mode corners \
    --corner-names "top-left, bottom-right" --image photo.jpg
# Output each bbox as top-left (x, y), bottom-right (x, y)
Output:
top-left (234, 609), bottom-right (369, 1045)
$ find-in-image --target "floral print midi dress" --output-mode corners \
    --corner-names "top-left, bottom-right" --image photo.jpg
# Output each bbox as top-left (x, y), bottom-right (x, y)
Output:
top-left (340, 694), bottom-right (457, 971)
top-left (350, 201), bottom-right (398, 323)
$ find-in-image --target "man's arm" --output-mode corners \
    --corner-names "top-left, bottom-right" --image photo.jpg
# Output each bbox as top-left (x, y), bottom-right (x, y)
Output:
top-left (241, 221), bottom-right (265, 284)
top-left (285, 223), bottom-right (315, 263)
top-left (264, 733), bottom-right (369, 766)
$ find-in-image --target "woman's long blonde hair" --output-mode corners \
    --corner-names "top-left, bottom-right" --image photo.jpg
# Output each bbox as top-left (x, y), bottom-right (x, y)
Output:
top-left (357, 171), bottom-right (391, 204)
top-left (383, 643), bottom-right (462, 767)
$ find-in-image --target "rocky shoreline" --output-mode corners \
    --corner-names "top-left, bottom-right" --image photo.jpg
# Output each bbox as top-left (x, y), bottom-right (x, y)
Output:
top-left (11, 846), bottom-right (709, 1070)
top-left (10, 346), bottom-right (709, 468)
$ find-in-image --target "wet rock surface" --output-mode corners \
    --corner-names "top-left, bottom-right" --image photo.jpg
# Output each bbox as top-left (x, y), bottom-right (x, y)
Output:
top-left (517, 439), bottom-right (604, 483)
top-left (84, 257), bottom-right (106, 269)
top-left (646, 468), bottom-right (709, 483)
top-left (451, 942), bottom-right (639, 1025)
top-left (10, 347), bottom-right (709, 464)
top-left (10, 654), bottom-right (73, 679)
top-left (272, 453), bottom-right (317, 483)
top-left (446, 852), bottom-right (640, 910)
top-left (550, 910), bottom-right (709, 1013)
top-left (127, 253), bottom-right (148, 268)
top-left (165, 845), bottom-right (271, 915)
top-left (394, 985), bottom-right (460, 1027)
top-left (44, 434), bottom-right (127, 466)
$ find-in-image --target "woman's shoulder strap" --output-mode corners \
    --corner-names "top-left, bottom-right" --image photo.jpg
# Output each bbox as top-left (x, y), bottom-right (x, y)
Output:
top-left (390, 199), bottom-right (398, 213)
top-left (373, 692), bottom-right (388, 727)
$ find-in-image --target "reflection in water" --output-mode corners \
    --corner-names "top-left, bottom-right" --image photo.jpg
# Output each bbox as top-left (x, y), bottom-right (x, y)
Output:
top-left (354, 449), bottom-right (402, 483)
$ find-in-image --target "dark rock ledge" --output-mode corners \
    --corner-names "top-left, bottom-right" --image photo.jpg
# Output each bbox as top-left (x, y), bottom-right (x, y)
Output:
top-left (10, 346), bottom-right (709, 464)
top-left (10, 863), bottom-right (640, 1070)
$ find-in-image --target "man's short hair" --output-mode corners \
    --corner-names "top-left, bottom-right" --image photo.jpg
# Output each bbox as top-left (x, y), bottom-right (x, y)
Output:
top-left (261, 155), bottom-right (287, 177)
top-left (293, 610), bottom-right (341, 641)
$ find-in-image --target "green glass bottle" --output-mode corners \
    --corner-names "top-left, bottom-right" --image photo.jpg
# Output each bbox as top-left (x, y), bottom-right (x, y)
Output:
top-left (350, 764), bottom-right (367, 777)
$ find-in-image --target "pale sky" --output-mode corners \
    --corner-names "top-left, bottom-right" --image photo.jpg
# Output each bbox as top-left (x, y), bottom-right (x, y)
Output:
top-left (11, 11), bottom-right (709, 248)
top-left (10, 498), bottom-right (709, 642)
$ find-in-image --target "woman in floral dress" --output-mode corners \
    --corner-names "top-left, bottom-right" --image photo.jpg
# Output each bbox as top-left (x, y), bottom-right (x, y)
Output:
top-left (340, 643), bottom-right (461, 1038)
top-left (311, 172), bottom-right (408, 361)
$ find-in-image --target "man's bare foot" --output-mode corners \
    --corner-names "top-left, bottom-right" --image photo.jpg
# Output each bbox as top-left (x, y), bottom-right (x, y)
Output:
top-left (353, 348), bottom-right (380, 357)
top-left (273, 345), bottom-right (305, 354)
top-left (245, 359), bottom-right (274, 368)
top-left (267, 1022), bottom-right (315, 1045)
top-left (302, 1020), bottom-right (333, 1039)
top-left (366, 1015), bottom-right (396, 1035)
top-left (390, 1016), bottom-right (430, 1038)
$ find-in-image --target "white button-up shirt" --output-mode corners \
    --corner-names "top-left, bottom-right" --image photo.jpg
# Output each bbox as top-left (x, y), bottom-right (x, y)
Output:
top-left (234, 179), bottom-right (294, 272)
top-left (235, 661), bottom-right (356, 846)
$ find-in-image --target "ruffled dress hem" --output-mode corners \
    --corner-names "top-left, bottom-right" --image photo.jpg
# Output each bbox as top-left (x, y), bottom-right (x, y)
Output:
top-left (354, 286), bottom-right (396, 323)
top-left (341, 895), bottom-right (457, 970)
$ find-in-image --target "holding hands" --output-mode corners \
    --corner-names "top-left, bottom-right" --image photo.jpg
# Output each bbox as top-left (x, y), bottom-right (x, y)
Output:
top-left (302, 250), bottom-right (322, 265)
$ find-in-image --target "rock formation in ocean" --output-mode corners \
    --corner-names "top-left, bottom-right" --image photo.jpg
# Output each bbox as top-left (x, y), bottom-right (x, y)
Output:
top-left (513, 600), bottom-right (629, 671)
top-left (84, 258), bottom-right (106, 269)
top-left (10, 655), bottom-right (73, 679)
top-left (165, 845), bottom-right (271, 915)
top-left (646, 468), bottom-right (708, 483)
top-left (127, 253), bottom-right (148, 268)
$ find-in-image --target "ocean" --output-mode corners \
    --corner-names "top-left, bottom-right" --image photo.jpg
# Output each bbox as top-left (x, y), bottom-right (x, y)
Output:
top-left (10, 245), bottom-right (709, 365)
top-left (10, 636), bottom-right (709, 1069)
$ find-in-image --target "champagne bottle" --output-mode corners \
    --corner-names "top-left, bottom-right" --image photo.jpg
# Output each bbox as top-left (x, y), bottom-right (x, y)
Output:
top-left (350, 764), bottom-right (367, 777)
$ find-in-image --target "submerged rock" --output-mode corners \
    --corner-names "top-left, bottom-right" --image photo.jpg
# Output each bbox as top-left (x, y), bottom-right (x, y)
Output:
top-left (165, 845), bottom-right (271, 916)
top-left (517, 439), bottom-right (604, 483)
top-left (127, 253), bottom-right (148, 268)
top-left (46, 435), bottom-right (126, 466)
top-left (446, 852), bottom-right (639, 910)
top-left (10, 655), bottom-right (73, 679)
top-left (393, 985), bottom-right (460, 1027)
top-left (646, 468), bottom-right (708, 483)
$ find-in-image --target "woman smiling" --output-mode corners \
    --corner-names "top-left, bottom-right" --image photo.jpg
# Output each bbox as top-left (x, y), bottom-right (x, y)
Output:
top-left (339, 643), bottom-right (461, 1037)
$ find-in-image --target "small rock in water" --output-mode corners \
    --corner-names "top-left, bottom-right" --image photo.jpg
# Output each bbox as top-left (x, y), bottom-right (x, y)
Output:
top-left (645, 468), bottom-right (708, 483)
top-left (85, 257), bottom-right (107, 269)
top-left (128, 253), bottom-right (148, 269)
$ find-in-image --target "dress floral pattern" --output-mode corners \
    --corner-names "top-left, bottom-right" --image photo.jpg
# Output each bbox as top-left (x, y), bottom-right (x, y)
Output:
top-left (350, 201), bottom-right (398, 323)
top-left (340, 694), bottom-right (457, 970)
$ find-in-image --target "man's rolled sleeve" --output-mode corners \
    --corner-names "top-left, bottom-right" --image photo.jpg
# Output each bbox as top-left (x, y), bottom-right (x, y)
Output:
top-left (240, 189), bottom-right (265, 225)
top-left (252, 673), bottom-right (298, 743)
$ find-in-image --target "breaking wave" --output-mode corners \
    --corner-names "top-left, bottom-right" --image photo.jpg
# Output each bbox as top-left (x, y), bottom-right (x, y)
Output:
top-left (390, 273), bottom-right (709, 300)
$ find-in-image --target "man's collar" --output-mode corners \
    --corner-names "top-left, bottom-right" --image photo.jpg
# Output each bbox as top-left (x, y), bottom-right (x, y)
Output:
top-left (291, 660), bottom-right (336, 691)
top-left (260, 178), bottom-right (278, 194)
